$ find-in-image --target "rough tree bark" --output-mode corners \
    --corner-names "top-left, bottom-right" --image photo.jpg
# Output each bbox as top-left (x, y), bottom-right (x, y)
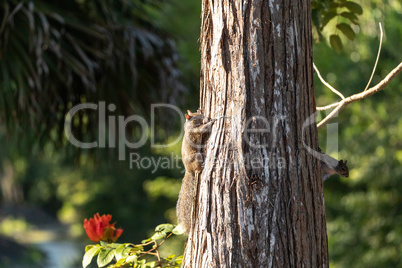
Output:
top-left (182, 0), bottom-right (327, 267)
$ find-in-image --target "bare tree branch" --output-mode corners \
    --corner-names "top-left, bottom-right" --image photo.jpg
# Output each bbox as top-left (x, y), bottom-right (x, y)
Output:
top-left (364, 23), bottom-right (383, 92)
top-left (316, 102), bottom-right (340, 111)
top-left (313, 63), bottom-right (346, 100)
top-left (317, 23), bottom-right (384, 111)
top-left (317, 62), bottom-right (402, 129)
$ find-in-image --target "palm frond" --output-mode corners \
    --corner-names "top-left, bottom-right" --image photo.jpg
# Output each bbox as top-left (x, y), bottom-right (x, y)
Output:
top-left (0, 0), bottom-right (186, 151)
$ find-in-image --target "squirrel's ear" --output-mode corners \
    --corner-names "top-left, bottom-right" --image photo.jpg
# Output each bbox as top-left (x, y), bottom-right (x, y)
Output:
top-left (185, 114), bottom-right (190, 120)
top-left (344, 160), bottom-right (347, 164)
top-left (339, 160), bottom-right (343, 164)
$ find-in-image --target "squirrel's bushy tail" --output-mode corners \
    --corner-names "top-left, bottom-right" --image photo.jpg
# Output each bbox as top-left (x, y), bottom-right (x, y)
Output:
top-left (176, 171), bottom-right (195, 232)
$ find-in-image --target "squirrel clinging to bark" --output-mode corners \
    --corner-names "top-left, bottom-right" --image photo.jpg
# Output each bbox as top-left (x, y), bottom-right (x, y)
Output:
top-left (318, 147), bottom-right (349, 181)
top-left (176, 110), bottom-right (215, 232)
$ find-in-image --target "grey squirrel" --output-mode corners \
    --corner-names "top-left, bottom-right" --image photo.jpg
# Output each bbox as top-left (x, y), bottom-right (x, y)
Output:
top-left (176, 110), bottom-right (215, 232)
top-left (318, 147), bottom-right (349, 181)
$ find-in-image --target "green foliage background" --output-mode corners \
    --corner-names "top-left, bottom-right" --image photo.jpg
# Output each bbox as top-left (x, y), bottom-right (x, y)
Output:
top-left (0, 0), bottom-right (401, 267)
top-left (315, 1), bottom-right (402, 266)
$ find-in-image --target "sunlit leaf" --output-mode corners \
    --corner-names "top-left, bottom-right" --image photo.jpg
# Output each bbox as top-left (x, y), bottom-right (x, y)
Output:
top-left (175, 255), bottom-right (183, 264)
top-left (82, 245), bottom-right (101, 268)
top-left (108, 242), bottom-right (123, 249)
top-left (114, 247), bottom-right (131, 261)
top-left (151, 231), bottom-right (167, 240)
top-left (97, 247), bottom-right (115, 267)
top-left (126, 255), bottom-right (138, 263)
top-left (85, 245), bottom-right (95, 252)
top-left (166, 254), bottom-right (175, 261)
top-left (172, 224), bottom-right (186, 235)
top-left (155, 223), bottom-right (174, 233)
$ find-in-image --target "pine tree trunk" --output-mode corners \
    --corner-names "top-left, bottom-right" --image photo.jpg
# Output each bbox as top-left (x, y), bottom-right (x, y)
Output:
top-left (182, 0), bottom-right (328, 267)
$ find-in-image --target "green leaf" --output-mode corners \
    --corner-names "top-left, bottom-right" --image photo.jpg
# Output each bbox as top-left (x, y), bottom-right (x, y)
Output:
top-left (337, 23), bottom-right (356, 40)
top-left (329, 2), bottom-right (340, 9)
top-left (115, 257), bottom-right (127, 265)
top-left (97, 247), bottom-right (115, 267)
top-left (172, 224), bottom-right (186, 235)
top-left (155, 223), bottom-right (174, 233)
top-left (109, 243), bottom-right (123, 249)
top-left (173, 255), bottom-right (183, 265)
top-left (166, 254), bottom-right (175, 261)
top-left (330, 35), bottom-right (343, 53)
top-left (138, 259), bottom-right (147, 268)
top-left (311, 9), bottom-right (321, 29)
top-left (99, 241), bottom-right (110, 246)
top-left (114, 247), bottom-right (132, 261)
top-left (147, 261), bottom-right (156, 267)
top-left (126, 255), bottom-right (138, 263)
top-left (132, 245), bottom-right (144, 253)
top-left (147, 223), bottom-right (176, 241)
top-left (340, 12), bottom-right (359, 25)
top-left (343, 2), bottom-right (363, 15)
top-left (84, 245), bottom-right (95, 252)
top-left (82, 245), bottom-right (101, 268)
top-left (151, 231), bottom-right (167, 240)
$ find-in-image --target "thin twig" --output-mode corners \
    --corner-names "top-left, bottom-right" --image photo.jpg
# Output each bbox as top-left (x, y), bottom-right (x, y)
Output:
top-left (316, 102), bottom-right (340, 111)
top-left (317, 62), bottom-right (402, 129)
top-left (316, 23), bottom-right (383, 111)
top-left (158, 233), bottom-right (173, 248)
top-left (138, 240), bottom-right (159, 258)
top-left (364, 22), bottom-right (383, 91)
top-left (156, 244), bottom-right (161, 261)
top-left (137, 233), bottom-right (173, 261)
top-left (313, 63), bottom-right (346, 100)
top-left (138, 240), bottom-right (156, 247)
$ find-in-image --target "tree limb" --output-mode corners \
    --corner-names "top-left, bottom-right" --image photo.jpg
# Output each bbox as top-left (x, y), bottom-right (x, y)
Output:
top-left (317, 23), bottom-right (383, 111)
top-left (317, 62), bottom-right (402, 129)
top-left (364, 23), bottom-right (383, 92)
top-left (313, 63), bottom-right (345, 100)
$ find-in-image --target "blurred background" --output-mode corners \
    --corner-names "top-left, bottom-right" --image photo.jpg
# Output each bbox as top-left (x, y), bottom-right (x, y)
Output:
top-left (0, 0), bottom-right (401, 267)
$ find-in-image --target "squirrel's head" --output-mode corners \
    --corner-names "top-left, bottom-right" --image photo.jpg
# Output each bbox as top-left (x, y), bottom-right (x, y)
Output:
top-left (336, 160), bottom-right (349, 177)
top-left (185, 109), bottom-right (203, 120)
top-left (184, 113), bottom-right (205, 128)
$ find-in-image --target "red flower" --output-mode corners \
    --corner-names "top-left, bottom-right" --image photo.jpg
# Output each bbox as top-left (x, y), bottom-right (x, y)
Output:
top-left (83, 213), bottom-right (123, 243)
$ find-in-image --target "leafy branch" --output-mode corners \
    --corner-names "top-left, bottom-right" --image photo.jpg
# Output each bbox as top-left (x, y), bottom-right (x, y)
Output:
top-left (82, 223), bottom-right (185, 268)
top-left (312, 0), bottom-right (363, 52)
top-left (0, 0), bottom-right (186, 152)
